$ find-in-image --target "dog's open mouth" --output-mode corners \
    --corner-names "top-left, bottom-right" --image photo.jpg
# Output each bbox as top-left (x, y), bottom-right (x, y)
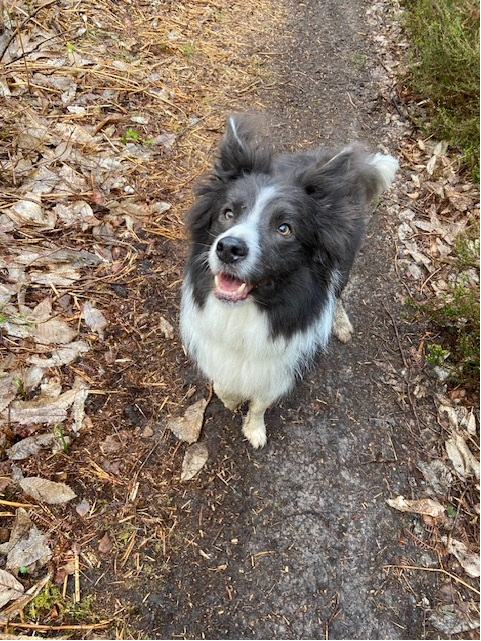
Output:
top-left (214, 273), bottom-right (254, 302)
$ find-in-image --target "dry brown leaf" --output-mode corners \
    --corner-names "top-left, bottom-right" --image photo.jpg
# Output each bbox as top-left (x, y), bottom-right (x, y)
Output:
top-left (7, 194), bottom-right (56, 229)
top-left (445, 432), bottom-right (479, 481)
top-left (6, 388), bottom-right (79, 425)
top-left (28, 341), bottom-right (90, 368)
top-left (0, 509), bottom-right (52, 572)
top-left (82, 301), bottom-right (108, 340)
top-left (0, 569), bottom-right (25, 609)
top-left (445, 538), bottom-right (480, 578)
top-left (6, 433), bottom-right (70, 461)
top-left (98, 532), bottom-right (113, 554)
top-left (19, 477), bottom-right (76, 504)
top-left (159, 316), bottom-right (175, 339)
top-left (169, 398), bottom-right (208, 444)
top-left (181, 442), bottom-right (209, 481)
top-left (387, 495), bottom-right (445, 518)
top-left (0, 374), bottom-right (17, 413)
top-left (75, 499), bottom-right (91, 518)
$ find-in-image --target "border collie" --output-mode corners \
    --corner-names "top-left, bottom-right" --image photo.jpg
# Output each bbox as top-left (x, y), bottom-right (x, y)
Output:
top-left (180, 115), bottom-right (398, 448)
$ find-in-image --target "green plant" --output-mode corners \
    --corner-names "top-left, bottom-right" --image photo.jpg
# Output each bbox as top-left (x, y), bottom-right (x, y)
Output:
top-left (13, 376), bottom-right (27, 400)
top-left (411, 279), bottom-right (479, 389)
top-left (403, 0), bottom-right (480, 179)
top-left (445, 504), bottom-right (457, 518)
top-left (121, 128), bottom-right (140, 144)
top-left (454, 221), bottom-right (480, 269)
top-left (53, 424), bottom-right (69, 453)
top-left (28, 583), bottom-right (63, 619)
top-left (28, 582), bottom-right (97, 622)
top-left (425, 343), bottom-right (450, 368)
top-left (182, 43), bottom-right (195, 58)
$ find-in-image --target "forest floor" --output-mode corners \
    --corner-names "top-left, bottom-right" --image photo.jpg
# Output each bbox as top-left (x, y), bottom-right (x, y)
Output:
top-left (0, 0), bottom-right (479, 639)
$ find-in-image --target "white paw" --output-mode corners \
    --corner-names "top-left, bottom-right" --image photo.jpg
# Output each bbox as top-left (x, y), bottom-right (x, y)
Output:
top-left (242, 413), bottom-right (267, 449)
top-left (333, 301), bottom-right (354, 343)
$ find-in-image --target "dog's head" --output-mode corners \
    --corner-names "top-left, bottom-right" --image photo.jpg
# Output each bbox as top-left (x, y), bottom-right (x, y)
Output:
top-left (186, 115), bottom-right (397, 305)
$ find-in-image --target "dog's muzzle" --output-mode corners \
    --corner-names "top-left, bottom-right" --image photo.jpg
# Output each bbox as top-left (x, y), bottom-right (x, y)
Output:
top-left (216, 236), bottom-right (248, 264)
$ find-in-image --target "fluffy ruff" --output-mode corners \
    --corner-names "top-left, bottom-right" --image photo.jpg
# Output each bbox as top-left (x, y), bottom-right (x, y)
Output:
top-left (180, 115), bottom-right (398, 448)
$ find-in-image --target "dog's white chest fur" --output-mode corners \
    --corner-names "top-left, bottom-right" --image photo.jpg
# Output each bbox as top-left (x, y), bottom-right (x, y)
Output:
top-left (180, 278), bottom-right (323, 407)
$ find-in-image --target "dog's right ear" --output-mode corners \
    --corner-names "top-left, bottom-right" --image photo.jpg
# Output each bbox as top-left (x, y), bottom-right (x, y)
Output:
top-left (213, 114), bottom-right (272, 179)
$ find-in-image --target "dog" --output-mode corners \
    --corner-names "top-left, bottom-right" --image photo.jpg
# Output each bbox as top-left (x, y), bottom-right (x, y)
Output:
top-left (180, 115), bottom-right (398, 448)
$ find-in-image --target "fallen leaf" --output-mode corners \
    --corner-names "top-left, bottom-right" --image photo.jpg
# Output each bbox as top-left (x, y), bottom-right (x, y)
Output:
top-left (430, 604), bottom-right (480, 635)
top-left (28, 340), bottom-right (90, 368)
top-left (82, 301), bottom-right (108, 339)
top-left (75, 498), bottom-right (91, 517)
top-left (6, 433), bottom-right (70, 460)
top-left (71, 383), bottom-right (89, 434)
top-left (387, 495), bottom-right (445, 518)
top-left (0, 509), bottom-right (32, 554)
top-left (6, 388), bottom-right (79, 425)
top-left (160, 316), bottom-right (174, 339)
top-left (0, 569), bottom-right (25, 609)
top-left (5, 299), bottom-right (79, 345)
top-left (169, 398), bottom-right (207, 444)
top-left (100, 434), bottom-right (122, 455)
top-left (0, 509), bottom-right (52, 572)
top-left (33, 317), bottom-right (77, 344)
top-left (98, 532), bottom-right (113, 554)
top-left (181, 442), bottom-right (209, 481)
top-left (19, 477), bottom-right (76, 504)
top-left (0, 373), bottom-right (17, 413)
top-left (5, 527), bottom-right (52, 572)
top-left (445, 432), bottom-right (479, 481)
top-left (416, 459), bottom-right (453, 497)
top-left (7, 193), bottom-right (56, 229)
top-left (445, 537), bottom-right (480, 578)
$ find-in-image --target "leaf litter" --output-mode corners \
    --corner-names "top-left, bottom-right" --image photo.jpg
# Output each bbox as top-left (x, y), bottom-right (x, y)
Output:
top-left (371, 2), bottom-right (479, 635)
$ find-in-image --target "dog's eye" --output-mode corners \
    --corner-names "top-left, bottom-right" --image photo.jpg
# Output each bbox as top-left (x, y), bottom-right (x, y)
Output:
top-left (223, 209), bottom-right (235, 220)
top-left (278, 223), bottom-right (292, 236)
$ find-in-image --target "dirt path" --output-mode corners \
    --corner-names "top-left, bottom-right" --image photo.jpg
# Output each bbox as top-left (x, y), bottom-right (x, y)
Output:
top-left (108, 1), bottom-right (446, 638)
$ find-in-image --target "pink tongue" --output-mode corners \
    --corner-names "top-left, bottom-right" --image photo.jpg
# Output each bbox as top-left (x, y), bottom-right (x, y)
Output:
top-left (218, 273), bottom-right (244, 291)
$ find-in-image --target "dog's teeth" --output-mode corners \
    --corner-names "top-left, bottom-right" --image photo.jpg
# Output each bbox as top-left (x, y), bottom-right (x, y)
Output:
top-left (237, 283), bottom-right (246, 294)
top-left (214, 275), bottom-right (220, 287)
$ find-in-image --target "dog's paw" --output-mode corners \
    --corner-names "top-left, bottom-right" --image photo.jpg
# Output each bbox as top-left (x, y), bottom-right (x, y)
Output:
top-left (333, 301), bottom-right (354, 343)
top-left (242, 413), bottom-right (267, 449)
top-left (213, 384), bottom-right (243, 412)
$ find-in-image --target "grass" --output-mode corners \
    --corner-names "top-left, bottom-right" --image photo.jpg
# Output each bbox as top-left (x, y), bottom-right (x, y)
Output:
top-left (403, 0), bottom-right (480, 180)
top-left (402, 0), bottom-right (480, 391)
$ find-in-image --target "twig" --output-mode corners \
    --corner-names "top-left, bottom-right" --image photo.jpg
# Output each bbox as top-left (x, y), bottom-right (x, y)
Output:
top-left (384, 564), bottom-right (480, 595)
top-left (0, 620), bottom-right (113, 631)
top-left (0, 499), bottom-right (38, 508)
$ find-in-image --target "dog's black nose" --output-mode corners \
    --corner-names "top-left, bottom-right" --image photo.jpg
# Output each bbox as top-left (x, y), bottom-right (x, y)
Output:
top-left (216, 236), bottom-right (248, 264)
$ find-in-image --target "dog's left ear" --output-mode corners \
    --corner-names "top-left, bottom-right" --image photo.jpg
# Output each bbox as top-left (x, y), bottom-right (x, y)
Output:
top-left (298, 145), bottom-right (398, 202)
top-left (213, 114), bottom-right (272, 179)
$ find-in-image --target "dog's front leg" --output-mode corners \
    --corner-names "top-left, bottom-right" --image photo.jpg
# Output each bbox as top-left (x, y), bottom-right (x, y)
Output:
top-left (214, 383), bottom-right (243, 412)
top-left (332, 299), bottom-right (354, 343)
top-left (242, 400), bottom-right (268, 449)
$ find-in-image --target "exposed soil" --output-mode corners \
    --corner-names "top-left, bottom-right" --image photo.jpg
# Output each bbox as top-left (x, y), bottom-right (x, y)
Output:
top-left (0, 0), bottom-right (478, 639)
